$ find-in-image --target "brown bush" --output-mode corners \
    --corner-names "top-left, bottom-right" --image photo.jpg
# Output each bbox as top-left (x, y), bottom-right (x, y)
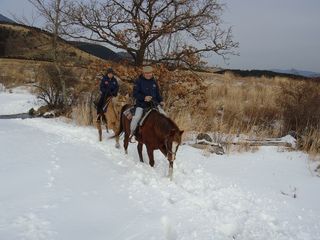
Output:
top-left (34, 63), bottom-right (80, 109)
top-left (277, 80), bottom-right (320, 133)
top-left (298, 127), bottom-right (320, 154)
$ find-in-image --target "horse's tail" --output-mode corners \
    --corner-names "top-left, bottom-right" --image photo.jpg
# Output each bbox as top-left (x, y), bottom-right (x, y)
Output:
top-left (110, 104), bottom-right (130, 139)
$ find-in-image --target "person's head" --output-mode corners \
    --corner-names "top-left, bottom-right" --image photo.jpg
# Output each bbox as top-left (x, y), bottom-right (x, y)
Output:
top-left (105, 67), bottom-right (114, 78)
top-left (142, 66), bottom-right (153, 80)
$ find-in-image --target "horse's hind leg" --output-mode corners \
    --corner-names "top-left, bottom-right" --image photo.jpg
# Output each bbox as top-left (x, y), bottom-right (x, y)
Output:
top-left (137, 143), bottom-right (143, 162)
top-left (123, 118), bottom-right (131, 154)
top-left (96, 115), bottom-right (102, 141)
top-left (124, 132), bottom-right (129, 154)
top-left (146, 146), bottom-right (155, 167)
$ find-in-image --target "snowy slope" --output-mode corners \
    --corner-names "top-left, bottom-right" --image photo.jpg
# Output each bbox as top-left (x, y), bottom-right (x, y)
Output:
top-left (0, 90), bottom-right (320, 240)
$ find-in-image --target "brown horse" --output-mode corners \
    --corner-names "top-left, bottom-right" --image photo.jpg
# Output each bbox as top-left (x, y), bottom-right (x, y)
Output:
top-left (114, 104), bottom-right (184, 179)
top-left (96, 96), bottom-right (121, 148)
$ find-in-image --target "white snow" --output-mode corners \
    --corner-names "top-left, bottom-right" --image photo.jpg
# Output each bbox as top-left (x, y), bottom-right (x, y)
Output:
top-left (0, 86), bottom-right (41, 115)
top-left (0, 90), bottom-right (320, 240)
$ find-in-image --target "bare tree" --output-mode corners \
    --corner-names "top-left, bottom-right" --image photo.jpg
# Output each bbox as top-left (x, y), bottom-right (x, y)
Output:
top-left (28, 0), bottom-right (72, 108)
top-left (68, 0), bottom-right (238, 67)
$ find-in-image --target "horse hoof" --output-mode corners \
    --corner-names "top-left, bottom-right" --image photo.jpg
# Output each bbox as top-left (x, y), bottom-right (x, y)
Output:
top-left (115, 143), bottom-right (120, 149)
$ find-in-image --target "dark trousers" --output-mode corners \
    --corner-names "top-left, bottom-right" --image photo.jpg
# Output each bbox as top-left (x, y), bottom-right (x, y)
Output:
top-left (97, 92), bottom-right (111, 114)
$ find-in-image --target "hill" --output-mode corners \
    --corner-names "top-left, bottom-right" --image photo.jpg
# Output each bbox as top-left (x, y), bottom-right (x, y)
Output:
top-left (271, 68), bottom-right (320, 78)
top-left (0, 13), bottom-right (15, 24)
top-left (0, 21), bottom-right (130, 64)
top-left (0, 22), bottom-right (100, 64)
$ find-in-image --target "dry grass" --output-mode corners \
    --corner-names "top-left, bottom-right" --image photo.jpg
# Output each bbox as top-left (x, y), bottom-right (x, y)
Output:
top-left (191, 72), bottom-right (320, 154)
top-left (71, 99), bottom-right (94, 126)
top-left (299, 127), bottom-right (320, 155)
top-left (203, 74), bottom-right (282, 137)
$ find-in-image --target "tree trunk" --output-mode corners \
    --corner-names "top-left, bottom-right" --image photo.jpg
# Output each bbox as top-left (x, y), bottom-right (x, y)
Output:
top-left (135, 47), bottom-right (146, 66)
top-left (53, 0), bottom-right (67, 108)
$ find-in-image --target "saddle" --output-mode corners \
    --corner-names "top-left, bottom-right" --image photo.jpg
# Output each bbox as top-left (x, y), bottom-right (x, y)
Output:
top-left (95, 96), bottom-right (112, 123)
top-left (123, 105), bottom-right (159, 127)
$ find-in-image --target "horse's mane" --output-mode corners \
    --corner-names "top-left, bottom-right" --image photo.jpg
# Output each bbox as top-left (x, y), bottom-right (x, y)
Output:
top-left (151, 110), bottom-right (180, 134)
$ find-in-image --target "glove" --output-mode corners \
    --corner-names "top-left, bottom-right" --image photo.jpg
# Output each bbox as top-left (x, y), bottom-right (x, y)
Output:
top-left (144, 96), bottom-right (152, 102)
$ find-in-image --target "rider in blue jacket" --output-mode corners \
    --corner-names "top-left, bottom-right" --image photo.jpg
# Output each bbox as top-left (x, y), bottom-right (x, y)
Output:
top-left (130, 66), bottom-right (166, 141)
top-left (96, 68), bottom-right (119, 114)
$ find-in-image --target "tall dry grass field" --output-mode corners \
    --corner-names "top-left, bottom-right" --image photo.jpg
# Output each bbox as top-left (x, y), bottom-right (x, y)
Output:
top-left (204, 73), bottom-right (282, 137)
top-left (198, 72), bottom-right (320, 153)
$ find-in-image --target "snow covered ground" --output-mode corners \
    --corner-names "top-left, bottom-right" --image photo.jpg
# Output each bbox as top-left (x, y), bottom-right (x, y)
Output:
top-left (0, 86), bottom-right (41, 115)
top-left (0, 89), bottom-right (320, 240)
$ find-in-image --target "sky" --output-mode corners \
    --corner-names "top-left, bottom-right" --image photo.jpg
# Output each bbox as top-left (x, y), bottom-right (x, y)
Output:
top-left (1, 0), bottom-right (320, 72)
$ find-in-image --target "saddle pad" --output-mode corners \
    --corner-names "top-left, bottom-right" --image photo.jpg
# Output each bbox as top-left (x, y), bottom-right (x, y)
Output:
top-left (123, 106), bottom-right (134, 120)
top-left (123, 106), bottom-right (159, 126)
top-left (139, 108), bottom-right (154, 126)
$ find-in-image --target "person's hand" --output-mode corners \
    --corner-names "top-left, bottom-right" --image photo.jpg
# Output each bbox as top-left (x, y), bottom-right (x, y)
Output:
top-left (160, 101), bottom-right (165, 107)
top-left (144, 96), bottom-right (152, 102)
top-left (105, 81), bottom-right (109, 85)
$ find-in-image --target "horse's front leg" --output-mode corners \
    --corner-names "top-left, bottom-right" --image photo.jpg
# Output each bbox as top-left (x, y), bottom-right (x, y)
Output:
top-left (115, 135), bottom-right (120, 149)
top-left (168, 160), bottom-right (174, 181)
top-left (102, 114), bottom-right (109, 133)
top-left (124, 132), bottom-right (129, 154)
top-left (123, 120), bottom-right (130, 154)
top-left (146, 146), bottom-right (155, 167)
top-left (96, 115), bottom-right (102, 142)
top-left (137, 143), bottom-right (144, 162)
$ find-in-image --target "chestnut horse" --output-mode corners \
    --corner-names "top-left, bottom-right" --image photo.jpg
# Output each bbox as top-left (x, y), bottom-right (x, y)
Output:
top-left (114, 104), bottom-right (184, 179)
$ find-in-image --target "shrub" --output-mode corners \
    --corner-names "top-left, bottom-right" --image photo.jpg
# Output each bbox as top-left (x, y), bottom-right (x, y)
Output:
top-left (277, 80), bottom-right (320, 133)
top-left (34, 64), bottom-right (79, 109)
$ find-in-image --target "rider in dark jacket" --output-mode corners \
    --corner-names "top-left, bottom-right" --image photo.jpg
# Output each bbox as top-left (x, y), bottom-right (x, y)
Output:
top-left (96, 68), bottom-right (119, 114)
top-left (130, 66), bottom-right (165, 141)
top-left (133, 74), bottom-right (163, 109)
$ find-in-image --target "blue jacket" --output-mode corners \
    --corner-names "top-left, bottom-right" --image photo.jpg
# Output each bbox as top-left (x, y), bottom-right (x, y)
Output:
top-left (133, 75), bottom-right (163, 108)
top-left (100, 75), bottom-right (119, 96)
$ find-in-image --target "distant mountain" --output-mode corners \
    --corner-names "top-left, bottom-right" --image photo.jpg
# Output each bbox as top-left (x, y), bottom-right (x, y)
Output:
top-left (216, 69), bottom-right (307, 80)
top-left (0, 13), bottom-right (15, 23)
top-left (271, 69), bottom-right (320, 78)
top-left (117, 51), bottom-right (134, 61)
top-left (69, 41), bottom-right (126, 62)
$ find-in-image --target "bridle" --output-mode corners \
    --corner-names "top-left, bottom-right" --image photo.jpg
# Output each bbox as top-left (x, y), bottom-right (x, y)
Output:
top-left (164, 137), bottom-right (179, 159)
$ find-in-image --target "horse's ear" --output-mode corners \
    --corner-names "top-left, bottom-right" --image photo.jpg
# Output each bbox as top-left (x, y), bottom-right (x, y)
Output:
top-left (180, 130), bottom-right (184, 135)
